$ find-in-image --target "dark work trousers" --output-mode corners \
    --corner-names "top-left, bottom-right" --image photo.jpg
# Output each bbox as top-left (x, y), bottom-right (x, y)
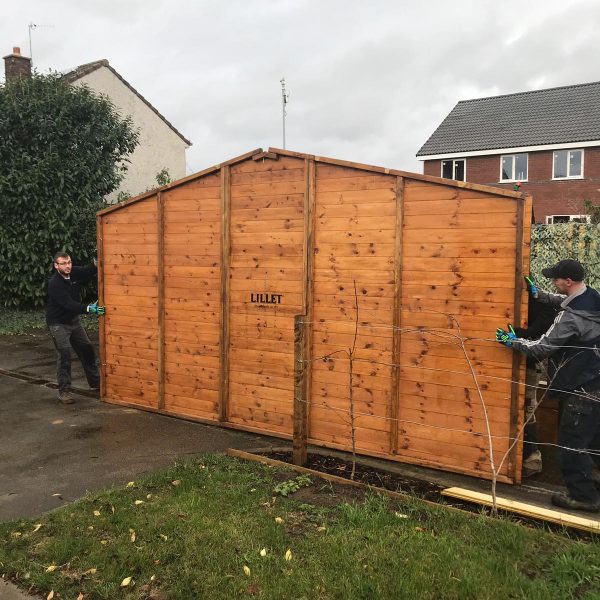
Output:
top-left (48, 319), bottom-right (100, 392)
top-left (557, 388), bottom-right (600, 503)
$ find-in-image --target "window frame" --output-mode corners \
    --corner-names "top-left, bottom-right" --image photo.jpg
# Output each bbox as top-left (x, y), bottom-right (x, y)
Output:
top-left (552, 149), bottom-right (584, 180)
top-left (545, 214), bottom-right (591, 224)
top-left (499, 153), bottom-right (528, 183)
top-left (440, 158), bottom-right (466, 182)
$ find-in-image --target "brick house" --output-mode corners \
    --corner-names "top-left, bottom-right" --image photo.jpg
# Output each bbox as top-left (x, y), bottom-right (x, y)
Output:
top-left (416, 82), bottom-right (600, 223)
top-left (3, 47), bottom-right (191, 203)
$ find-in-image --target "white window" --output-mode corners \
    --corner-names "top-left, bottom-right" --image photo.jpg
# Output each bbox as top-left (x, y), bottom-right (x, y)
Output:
top-left (545, 214), bottom-right (590, 224)
top-left (553, 149), bottom-right (583, 179)
top-left (500, 153), bottom-right (528, 182)
top-left (441, 159), bottom-right (465, 181)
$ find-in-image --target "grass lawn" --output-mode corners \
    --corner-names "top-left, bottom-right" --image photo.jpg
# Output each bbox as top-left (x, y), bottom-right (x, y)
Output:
top-left (1, 454), bottom-right (599, 600)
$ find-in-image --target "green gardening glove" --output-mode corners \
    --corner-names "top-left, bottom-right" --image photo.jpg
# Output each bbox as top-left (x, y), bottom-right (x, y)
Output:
top-left (496, 325), bottom-right (517, 347)
top-left (87, 301), bottom-right (105, 316)
top-left (524, 275), bottom-right (538, 298)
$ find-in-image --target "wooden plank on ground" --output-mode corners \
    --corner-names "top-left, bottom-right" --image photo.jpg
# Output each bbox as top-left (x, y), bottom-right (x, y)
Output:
top-left (441, 487), bottom-right (600, 533)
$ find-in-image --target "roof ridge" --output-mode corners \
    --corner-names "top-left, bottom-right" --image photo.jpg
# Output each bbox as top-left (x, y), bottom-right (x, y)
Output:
top-left (458, 80), bottom-right (600, 105)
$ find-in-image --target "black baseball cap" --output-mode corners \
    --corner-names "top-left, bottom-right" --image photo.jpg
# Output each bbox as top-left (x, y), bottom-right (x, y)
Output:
top-left (541, 259), bottom-right (585, 281)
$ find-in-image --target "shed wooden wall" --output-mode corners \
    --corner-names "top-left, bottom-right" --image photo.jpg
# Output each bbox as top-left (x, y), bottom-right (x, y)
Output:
top-left (98, 149), bottom-right (531, 483)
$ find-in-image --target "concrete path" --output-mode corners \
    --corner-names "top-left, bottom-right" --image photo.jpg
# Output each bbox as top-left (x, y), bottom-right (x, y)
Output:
top-left (0, 331), bottom-right (275, 521)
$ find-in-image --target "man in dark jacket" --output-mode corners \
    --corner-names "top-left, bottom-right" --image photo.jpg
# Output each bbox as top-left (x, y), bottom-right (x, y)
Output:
top-left (46, 252), bottom-right (105, 404)
top-left (496, 259), bottom-right (600, 511)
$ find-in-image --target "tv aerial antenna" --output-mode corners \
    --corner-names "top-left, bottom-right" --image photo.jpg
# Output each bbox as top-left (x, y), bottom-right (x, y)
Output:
top-left (28, 22), bottom-right (54, 66)
top-left (280, 77), bottom-right (290, 149)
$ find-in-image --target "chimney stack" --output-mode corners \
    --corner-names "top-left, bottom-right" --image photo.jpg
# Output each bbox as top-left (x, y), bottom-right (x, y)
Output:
top-left (3, 47), bottom-right (32, 82)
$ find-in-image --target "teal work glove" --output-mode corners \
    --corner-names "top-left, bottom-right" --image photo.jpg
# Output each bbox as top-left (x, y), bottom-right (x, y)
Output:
top-left (87, 301), bottom-right (105, 316)
top-left (496, 324), bottom-right (517, 347)
top-left (524, 275), bottom-right (538, 298)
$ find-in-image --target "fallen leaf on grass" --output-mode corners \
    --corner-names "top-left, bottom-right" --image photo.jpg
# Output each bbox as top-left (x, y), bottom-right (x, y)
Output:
top-left (159, 534), bottom-right (168, 541)
top-left (259, 548), bottom-right (267, 557)
top-left (121, 576), bottom-right (133, 587)
top-left (243, 565), bottom-right (251, 576)
top-left (77, 593), bottom-right (84, 600)
top-left (33, 523), bottom-right (42, 532)
top-left (414, 527), bottom-right (424, 532)
top-left (134, 500), bottom-right (144, 506)
top-left (11, 531), bottom-right (22, 538)
top-left (82, 568), bottom-right (97, 575)
top-left (150, 574), bottom-right (156, 582)
top-left (45, 565), bottom-right (57, 573)
top-left (146, 494), bottom-right (152, 499)
top-left (285, 549), bottom-right (293, 561)
top-left (394, 512), bottom-right (408, 519)
top-left (317, 526), bottom-right (327, 532)
top-left (47, 591), bottom-right (54, 600)
top-left (177, 513), bottom-right (189, 520)
top-left (51, 493), bottom-right (62, 499)
top-left (126, 481), bottom-right (135, 488)
top-left (100, 540), bottom-right (108, 545)
top-left (171, 480), bottom-right (181, 486)
top-left (93, 510), bottom-right (101, 517)
top-left (129, 529), bottom-right (136, 543)
top-left (274, 517), bottom-right (284, 524)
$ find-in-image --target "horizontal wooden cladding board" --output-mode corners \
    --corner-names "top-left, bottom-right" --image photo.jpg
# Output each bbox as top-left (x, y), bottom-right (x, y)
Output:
top-left (229, 278), bottom-right (303, 293)
top-left (403, 228), bottom-right (517, 244)
top-left (400, 271), bottom-right (517, 289)
top-left (402, 283), bottom-right (524, 304)
top-left (231, 324), bottom-right (294, 342)
top-left (398, 379), bottom-right (511, 408)
top-left (164, 324), bottom-right (219, 342)
top-left (230, 359), bottom-right (293, 379)
top-left (104, 388), bottom-right (157, 409)
top-left (105, 314), bottom-right (158, 330)
top-left (403, 242), bottom-right (518, 259)
top-left (102, 233), bottom-right (158, 245)
top-left (105, 375), bottom-right (158, 399)
top-left (103, 254), bottom-right (159, 266)
top-left (404, 213), bottom-right (517, 230)
top-left (315, 202), bottom-right (396, 219)
top-left (315, 189), bottom-right (397, 207)
top-left (399, 365), bottom-right (512, 395)
top-left (165, 211), bottom-right (221, 224)
top-left (166, 174), bottom-right (220, 191)
top-left (164, 370), bottom-right (219, 392)
top-left (314, 269), bottom-right (395, 284)
top-left (102, 223), bottom-right (158, 235)
top-left (315, 293), bottom-right (395, 312)
top-left (311, 306), bottom-right (394, 328)
top-left (316, 174), bottom-right (395, 193)
top-left (314, 255), bottom-right (395, 271)
top-left (102, 243), bottom-right (157, 255)
top-left (165, 222), bottom-right (219, 235)
top-left (230, 369), bottom-right (294, 392)
top-left (231, 219), bottom-right (304, 235)
top-left (163, 243), bottom-right (220, 257)
top-left (105, 344), bottom-right (157, 362)
top-left (312, 370), bottom-right (392, 395)
top-left (398, 407), bottom-right (512, 439)
top-left (307, 422), bottom-right (389, 454)
top-left (103, 293), bottom-right (157, 308)
top-left (403, 197), bottom-right (517, 216)
top-left (103, 212), bottom-right (157, 225)
top-left (309, 392), bottom-right (391, 417)
top-left (164, 341), bottom-right (219, 358)
top-left (109, 198), bottom-right (157, 213)
top-left (400, 310), bottom-right (511, 333)
top-left (312, 379), bottom-right (392, 405)
top-left (310, 405), bottom-right (390, 436)
top-left (401, 256), bottom-right (517, 274)
top-left (401, 337), bottom-right (514, 364)
top-left (104, 285), bottom-right (158, 299)
top-left (311, 321), bottom-right (395, 342)
top-left (231, 168), bottom-right (305, 186)
top-left (312, 356), bottom-right (392, 380)
top-left (104, 274), bottom-right (158, 288)
top-left (230, 193), bottom-right (305, 211)
top-left (315, 229), bottom-right (398, 245)
top-left (402, 297), bottom-right (514, 320)
top-left (313, 333), bottom-right (392, 354)
top-left (166, 193), bottom-right (221, 208)
top-left (229, 180), bottom-right (305, 197)
top-left (164, 307), bottom-right (219, 323)
top-left (228, 411), bottom-right (292, 435)
top-left (105, 363), bottom-right (158, 382)
top-left (399, 351), bottom-right (511, 380)
top-left (314, 280), bottom-right (395, 298)
top-left (163, 351), bottom-right (220, 370)
top-left (316, 216), bottom-right (396, 233)
top-left (230, 381), bottom-right (294, 406)
top-left (231, 205), bottom-right (305, 222)
top-left (163, 395), bottom-right (219, 420)
top-left (404, 180), bottom-right (508, 199)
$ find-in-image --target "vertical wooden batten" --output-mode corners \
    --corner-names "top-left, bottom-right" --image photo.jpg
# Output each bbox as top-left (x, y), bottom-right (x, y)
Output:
top-left (157, 191), bottom-right (166, 410)
top-left (219, 165), bottom-right (231, 422)
top-left (302, 158), bottom-right (316, 429)
top-left (390, 177), bottom-right (405, 454)
top-left (508, 195), bottom-right (526, 482)
top-left (96, 215), bottom-right (106, 399)
top-left (293, 314), bottom-right (308, 465)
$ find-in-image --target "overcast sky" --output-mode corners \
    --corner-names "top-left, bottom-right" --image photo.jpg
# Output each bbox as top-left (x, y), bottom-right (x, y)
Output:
top-left (3, 0), bottom-right (600, 175)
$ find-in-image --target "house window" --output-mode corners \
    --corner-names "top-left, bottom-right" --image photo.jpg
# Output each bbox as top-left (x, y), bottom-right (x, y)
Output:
top-left (500, 153), bottom-right (528, 182)
top-left (545, 214), bottom-right (590, 224)
top-left (441, 159), bottom-right (465, 181)
top-left (553, 149), bottom-right (583, 179)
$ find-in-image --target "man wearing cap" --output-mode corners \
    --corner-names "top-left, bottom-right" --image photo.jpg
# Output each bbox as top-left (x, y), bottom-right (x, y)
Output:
top-left (496, 259), bottom-right (600, 512)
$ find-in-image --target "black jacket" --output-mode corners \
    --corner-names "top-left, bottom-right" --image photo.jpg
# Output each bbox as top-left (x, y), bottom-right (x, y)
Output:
top-left (512, 286), bottom-right (600, 392)
top-left (46, 265), bottom-right (97, 325)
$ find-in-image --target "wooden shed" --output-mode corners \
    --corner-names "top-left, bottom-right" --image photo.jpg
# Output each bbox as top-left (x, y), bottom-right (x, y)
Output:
top-left (97, 148), bottom-right (532, 484)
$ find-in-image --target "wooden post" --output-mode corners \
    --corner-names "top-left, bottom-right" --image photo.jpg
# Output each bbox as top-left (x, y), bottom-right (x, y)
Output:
top-left (157, 191), bottom-right (166, 410)
top-left (293, 314), bottom-right (308, 465)
top-left (302, 158), bottom-right (316, 429)
top-left (509, 196), bottom-right (526, 482)
top-left (219, 165), bottom-right (231, 422)
top-left (390, 177), bottom-right (405, 454)
top-left (96, 215), bottom-right (106, 400)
